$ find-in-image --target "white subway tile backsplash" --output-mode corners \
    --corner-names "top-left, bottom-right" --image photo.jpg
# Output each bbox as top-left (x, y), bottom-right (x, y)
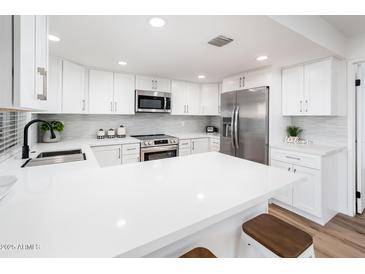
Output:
top-left (37, 114), bottom-right (213, 141)
top-left (292, 116), bottom-right (347, 146)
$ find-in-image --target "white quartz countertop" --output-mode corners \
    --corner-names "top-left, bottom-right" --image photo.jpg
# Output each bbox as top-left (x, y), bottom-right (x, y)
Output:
top-left (270, 142), bottom-right (346, 156)
top-left (0, 151), bottom-right (304, 257)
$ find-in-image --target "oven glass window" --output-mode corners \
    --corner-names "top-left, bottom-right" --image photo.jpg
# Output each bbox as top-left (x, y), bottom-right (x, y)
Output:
top-left (138, 95), bottom-right (164, 110)
top-left (144, 150), bottom-right (177, 161)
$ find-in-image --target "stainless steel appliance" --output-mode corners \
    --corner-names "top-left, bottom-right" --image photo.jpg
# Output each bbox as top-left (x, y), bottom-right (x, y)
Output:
top-left (131, 134), bottom-right (178, 161)
top-left (135, 90), bottom-right (171, 113)
top-left (220, 87), bottom-right (269, 164)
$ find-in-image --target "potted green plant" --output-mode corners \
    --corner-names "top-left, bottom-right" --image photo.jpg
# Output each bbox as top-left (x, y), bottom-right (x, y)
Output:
top-left (41, 121), bottom-right (64, 143)
top-left (285, 126), bottom-right (303, 143)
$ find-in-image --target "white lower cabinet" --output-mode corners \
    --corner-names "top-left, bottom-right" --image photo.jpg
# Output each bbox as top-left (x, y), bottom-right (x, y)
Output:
top-left (179, 137), bottom-right (218, 156)
top-left (92, 143), bottom-right (140, 167)
top-left (270, 148), bottom-right (343, 225)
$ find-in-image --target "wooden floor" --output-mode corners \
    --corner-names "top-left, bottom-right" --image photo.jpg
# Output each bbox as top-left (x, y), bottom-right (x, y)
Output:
top-left (268, 204), bottom-right (365, 257)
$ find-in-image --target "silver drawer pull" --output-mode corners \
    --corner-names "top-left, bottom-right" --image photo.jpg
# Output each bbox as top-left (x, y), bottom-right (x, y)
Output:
top-left (37, 67), bottom-right (48, 100)
top-left (286, 156), bottom-right (301, 160)
top-left (181, 142), bottom-right (189, 145)
top-left (288, 167), bottom-right (291, 171)
top-left (126, 148), bottom-right (137, 151)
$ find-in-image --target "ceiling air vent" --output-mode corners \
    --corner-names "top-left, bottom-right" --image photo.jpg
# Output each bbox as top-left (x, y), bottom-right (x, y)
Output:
top-left (208, 35), bottom-right (234, 47)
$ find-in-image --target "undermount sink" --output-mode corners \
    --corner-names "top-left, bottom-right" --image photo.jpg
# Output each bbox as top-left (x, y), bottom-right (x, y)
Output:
top-left (22, 149), bottom-right (86, 168)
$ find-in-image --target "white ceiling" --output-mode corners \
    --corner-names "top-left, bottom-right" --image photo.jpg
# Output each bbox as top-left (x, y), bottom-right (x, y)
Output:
top-left (50, 15), bottom-right (332, 82)
top-left (322, 15), bottom-right (365, 38)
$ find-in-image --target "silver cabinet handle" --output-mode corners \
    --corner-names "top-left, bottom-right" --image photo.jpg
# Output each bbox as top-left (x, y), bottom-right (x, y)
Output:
top-left (305, 100), bottom-right (308, 112)
top-left (192, 140), bottom-right (194, 150)
top-left (239, 77), bottom-right (242, 88)
top-left (286, 155), bottom-right (301, 160)
top-left (234, 106), bottom-right (239, 148)
top-left (37, 67), bottom-right (48, 100)
top-left (187, 105), bottom-right (189, 113)
top-left (114, 102), bottom-right (117, 112)
top-left (118, 148), bottom-right (121, 159)
top-left (110, 102), bottom-right (113, 112)
top-left (82, 99), bottom-right (86, 111)
top-left (242, 76), bottom-right (245, 88)
top-left (293, 168), bottom-right (297, 173)
top-left (231, 107), bottom-right (236, 149)
top-left (299, 100), bottom-right (303, 113)
top-left (155, 80), bottom-right (158, 90)
top-left (152, 80), bottom-right (154, 89)
top-left (127, 148), bottom-right (136, 151)
top-left (288, 167), bottom-right (291, 172)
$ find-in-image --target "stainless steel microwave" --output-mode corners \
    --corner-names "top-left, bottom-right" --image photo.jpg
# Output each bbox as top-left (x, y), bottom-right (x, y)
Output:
top-left (135, 90), bottom-right (171, 113)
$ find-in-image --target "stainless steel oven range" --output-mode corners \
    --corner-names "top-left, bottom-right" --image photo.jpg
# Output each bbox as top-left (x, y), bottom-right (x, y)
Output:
top-left (131, 134), bottom-right (179, 161)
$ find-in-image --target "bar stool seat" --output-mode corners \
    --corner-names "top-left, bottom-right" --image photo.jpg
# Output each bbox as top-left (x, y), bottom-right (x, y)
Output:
top-left (180, 247), bottom-right (217, 258)
top-left (242, 214), bottom-right (314, 258)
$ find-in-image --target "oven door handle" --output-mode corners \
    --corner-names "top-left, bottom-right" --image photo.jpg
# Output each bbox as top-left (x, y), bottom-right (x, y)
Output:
top-left (141, 145), bottom-right (178, 153)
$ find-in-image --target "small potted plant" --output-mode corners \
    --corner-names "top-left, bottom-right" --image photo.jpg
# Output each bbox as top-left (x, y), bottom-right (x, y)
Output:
top-left (285, 126), bottom-right (303, 144)
top-left (41, 121), bottom-right (64, 143)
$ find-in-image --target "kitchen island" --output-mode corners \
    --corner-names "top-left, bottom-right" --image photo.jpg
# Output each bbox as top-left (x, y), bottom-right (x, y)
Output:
top-left (0, 152), bottom-right (304, 257)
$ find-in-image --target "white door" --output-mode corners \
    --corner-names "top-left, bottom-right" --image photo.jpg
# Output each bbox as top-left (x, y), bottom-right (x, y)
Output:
top-left (135, 75), bottom-right (155, 91)
top-left (62, 60), bottom-right (86, 113)
top-left (282, 66), bottom-right (304, 116)
top-left (222, 75), bottom-right (240, 93)
top-left (201, 83), bottom-right (219, 115)
top-left (270, 160), bottom-right (293, 205)
top-left (34, 15), bottom-right (49, 109)
top-left (186, 83), bottom-right (201, 115)
top-left (89, 70), bottom-right (114, 114)
top-left (191, 138), bottom-right (209, 154)
top-left (292, 165), bottom-right (321, 217)
top-left (113, 73), bottom-right (135, 114)
top-left (304, 59), bottom-right (332, 115)
top-left (154, 77), bottom-right (171, 92)
top-left (91, 145), bottom-right (122, 167)
top-left (47, 56), bottom-right (62, 113)
top-left (357, 63), bottom-right (365, 214)
top-left (171, 80), bottom-right (187, 115)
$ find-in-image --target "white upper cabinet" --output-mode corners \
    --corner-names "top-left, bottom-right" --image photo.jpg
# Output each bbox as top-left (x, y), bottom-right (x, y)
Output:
top-left (47, 56), bottom-right (62, 113)
top-left (282, 58), bottom-right (346, 116)
top-left (113, 73), bottom-right (135, 115)
top-left (186, 83), bottom-right (201, 115)
top-left (13, 15), bottom-right (49, 111)
top-left (0, 16), bottom-right (13, 108)
top-left (89, 70), bottom-right (135, 114)
top-left (200, 83), bottom-right (219, 115)
top-left (62, 60), bottom-right (87, 113)
top-left (89, 70), bottom-right (114, 114)
top-left (135, 75), bottom-right (171, 92)
top-left (171, 80), bottom-right (187, 115)
top-left (222, 74), bottom-right (244, 93)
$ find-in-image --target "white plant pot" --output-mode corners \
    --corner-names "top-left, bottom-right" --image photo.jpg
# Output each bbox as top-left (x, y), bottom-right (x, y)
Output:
top-left (42, 131), bottom-right (61, 143)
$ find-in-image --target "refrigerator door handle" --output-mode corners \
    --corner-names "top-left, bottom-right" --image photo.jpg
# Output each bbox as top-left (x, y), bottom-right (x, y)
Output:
top-left (231, 106), bottom-right (236, 149)
top-left (234, 106), bottom-right (240, 148)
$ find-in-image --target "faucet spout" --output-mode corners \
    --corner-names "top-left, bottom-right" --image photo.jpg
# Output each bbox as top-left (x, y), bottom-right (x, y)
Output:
top-left (22, 119), bottom-right (56, 159)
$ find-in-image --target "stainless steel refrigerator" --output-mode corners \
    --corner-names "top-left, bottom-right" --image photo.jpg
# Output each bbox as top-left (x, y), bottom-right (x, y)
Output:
top-left (220, 87), bottom-right (269, 164)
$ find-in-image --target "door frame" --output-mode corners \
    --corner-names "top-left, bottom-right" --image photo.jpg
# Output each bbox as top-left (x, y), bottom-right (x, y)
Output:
top-left (348, 58), bottom-right (365, 215)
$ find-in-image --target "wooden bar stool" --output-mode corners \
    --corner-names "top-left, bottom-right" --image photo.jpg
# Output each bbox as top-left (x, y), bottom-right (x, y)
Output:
top-left (242, 214), bottom-right (315, 258)
top-left (180, 247), bottom-right (217, 258)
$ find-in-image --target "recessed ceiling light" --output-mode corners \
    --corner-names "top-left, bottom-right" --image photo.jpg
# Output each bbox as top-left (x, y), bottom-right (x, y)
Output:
top-left (149, 17), bottom-right (166, 28)
top-left (118, 61), bottom-right (128, 66)
top-left (48, 34), bottom-right (61, 42)
top-left (198, 75), bottom-right (206, 79)
top-left (256, 55), bottom-right (268, 61)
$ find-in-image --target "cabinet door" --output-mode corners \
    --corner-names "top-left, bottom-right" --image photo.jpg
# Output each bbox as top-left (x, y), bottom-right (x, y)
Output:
top-left (186, 83), bottom-right (201, 115)
top-left (91, 145), bottom-right (122, 167)
top-left (209, 138), bottom-right (220, 152)
top-left (89, 70), bottom-right (114, 114)
top-left (282, 66), bottom-right (304, 116)
top-left (171, 80), bottom-right (187, 115)
top-left (47, 56), bottom-right (62, 113)
top-left (191, 138), bottom-right (209, 154)
top-left (222, 75), bottom-right (241, 93)
top-left (304, 60), bottom-right (332, 115)
top-left (292, 165), bottom-right (321, 217)
top-left (135, 75), bottom-right (154, 91)
top-left (62, 60), bottom-right (86, 113)
top-left (201, 83), bottom-right (219, 115)
top-left (0, 16), bottom-right (13, 108)
top-left (122, 154), bottom-right (140, 164)
top-left (154, 77), bottom-right (171, 92)
top-left (113, 73), bottom-right (135, 114)
top-left (244, 70), bottom-right (270, 89)
top-left (270, 160), bottom-right (293, 205)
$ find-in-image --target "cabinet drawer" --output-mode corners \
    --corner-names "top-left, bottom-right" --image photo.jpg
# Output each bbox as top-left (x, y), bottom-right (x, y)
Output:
top-left (179, 148), bottom-right (191, 156)
top-left (179, 139), bottom-right (191, 149)
top-left (271, 149), bottom-right (320, 169)
top-left (122, 154), bottom-right (140, 164)
top-left (122, 143), bottom-right (140, 155)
